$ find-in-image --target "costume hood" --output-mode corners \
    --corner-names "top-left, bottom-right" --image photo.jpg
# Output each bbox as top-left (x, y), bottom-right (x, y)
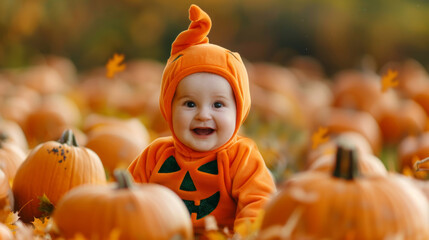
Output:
top-left (159, 4), bottom-right (251, 151)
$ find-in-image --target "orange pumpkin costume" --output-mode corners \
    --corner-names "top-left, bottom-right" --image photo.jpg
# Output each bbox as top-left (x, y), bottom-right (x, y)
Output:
top-left (128, 4), bottom-right (276, 232)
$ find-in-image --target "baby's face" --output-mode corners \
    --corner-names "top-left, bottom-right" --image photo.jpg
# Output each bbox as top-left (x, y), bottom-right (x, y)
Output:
top-left (172, 72), bottom-right (236, 152)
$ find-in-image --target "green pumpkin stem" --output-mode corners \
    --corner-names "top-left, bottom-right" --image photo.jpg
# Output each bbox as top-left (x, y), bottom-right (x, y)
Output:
top-left (114, 169), bottom-right (135, 189)
top-left (57, 129), bottom-right (79, 147)
top-left (333, 141), bottom-right (359, 180)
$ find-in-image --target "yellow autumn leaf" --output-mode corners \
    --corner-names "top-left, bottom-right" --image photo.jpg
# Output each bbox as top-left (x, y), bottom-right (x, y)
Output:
top-left (311, 127), bottom-right (329, 149)
top-left (234, 220), bottom-right (252, 238)
top-left (235, 210), bottom-right (264, 238)
top-left (106, 53), bottom-right (126, 78)
top-left (205, 231), bottom-right (226, 240)
top-left (381, 69), bottom-right (399, 92)
top-left (5, 212), bottom-right (19, 231)
top-left (32, 217), bottom-right (50, 236)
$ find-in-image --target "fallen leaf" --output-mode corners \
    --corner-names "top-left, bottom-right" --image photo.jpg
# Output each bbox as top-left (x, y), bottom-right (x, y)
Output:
top-left (5, 212), bottom-right (19, 231)
top-left (38, 194), bottom-right (54, 217)
top-left (106, 53), bottom-right (126, 78)
top-left (381, 69), bottom-right (399, 92)
top-left (32, 217), bottom-right (50, 236)
top-left (204, 231), bottom-right (226, 240)
top-left (311, 127), bottom-right (329, 149)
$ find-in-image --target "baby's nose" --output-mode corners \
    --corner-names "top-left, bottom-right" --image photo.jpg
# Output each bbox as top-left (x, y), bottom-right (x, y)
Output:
top-left (196, 107), bottom-right (211, 120)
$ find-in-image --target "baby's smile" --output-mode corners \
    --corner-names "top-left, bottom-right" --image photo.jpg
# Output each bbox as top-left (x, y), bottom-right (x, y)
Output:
top-left (192, 127), bottom-right (215, 136)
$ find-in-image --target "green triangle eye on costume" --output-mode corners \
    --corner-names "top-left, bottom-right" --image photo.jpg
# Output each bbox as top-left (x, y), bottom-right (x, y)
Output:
top-left (197, 160), bottom-right (218, 174)
top-left (158, 156), bottom-right (181, 173)
top-left (180, 172), bottom-right (197, 191)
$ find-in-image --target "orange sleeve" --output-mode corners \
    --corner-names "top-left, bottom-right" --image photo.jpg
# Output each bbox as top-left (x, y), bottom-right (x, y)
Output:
top-left (128, 137), bottom-right (174, 183)
top-left (229, 137), bottom-right (277, 229)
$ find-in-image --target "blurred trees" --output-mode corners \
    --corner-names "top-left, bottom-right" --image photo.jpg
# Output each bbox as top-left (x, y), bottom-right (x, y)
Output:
top-left (1, 0), bottom-right (429, 75)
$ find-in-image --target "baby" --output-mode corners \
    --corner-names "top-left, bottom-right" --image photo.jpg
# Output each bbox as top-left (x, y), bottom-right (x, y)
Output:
top-left (128, 4), bottom-right (276, 234)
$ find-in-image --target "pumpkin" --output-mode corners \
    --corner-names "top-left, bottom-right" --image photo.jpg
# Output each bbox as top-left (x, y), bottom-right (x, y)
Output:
top-left (18, 65), bottom-right (66, 95)
top-left (0, 169), bottom-right (13, 223)
top-left (380, 59), bottom-right (429, 97)
top-left (0, 85), bottom-right (41, 129)
top-left (331, 69), bottom-right (397, 122)
top-left (12, 129), bottom-right (106, 223)
top-left (23, 94), bottom-right (81, 148)
top-left (316, 108), bottom-right (382, 154)
top-left (0, 133), bottom-right (26, 181)
top-left (83, 114), bottom-right (150, 174)
top-left (248, 63), bottom-right (307, 127)
top-left (412, 86), bottom-right (429, 122)
top-left (398, 132), bottom-right (429, 179)
top-left (53, 170), bottom-right (193, 240)
top-left (114, 60), bottom-right (164, 118)
top-left (377, 99), bottom-right (426, 144)
top-left (0, 118), bottom-right (28, 152)
top-left (259, 143), bottom-right (429, 239)
top-left (34, 55), bottom-right (78, 86)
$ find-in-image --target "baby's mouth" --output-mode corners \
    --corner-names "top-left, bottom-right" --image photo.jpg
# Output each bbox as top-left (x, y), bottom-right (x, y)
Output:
top-left (192, 128), bottom-right (215, 135)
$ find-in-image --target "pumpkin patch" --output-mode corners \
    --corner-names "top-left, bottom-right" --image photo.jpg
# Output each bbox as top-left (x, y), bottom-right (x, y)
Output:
top-left (1, 1), bottom-right (429, 238)
top-left (1, 55), bottom-right (429, 239)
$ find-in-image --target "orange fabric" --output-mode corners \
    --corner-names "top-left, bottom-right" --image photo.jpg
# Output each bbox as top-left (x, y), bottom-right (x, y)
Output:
top-left (128, 135), bottom-right (276, 232)
top-left (128, 4), bottom-right (276, 232)
top-left (160, 4), bottom-right (251, 144)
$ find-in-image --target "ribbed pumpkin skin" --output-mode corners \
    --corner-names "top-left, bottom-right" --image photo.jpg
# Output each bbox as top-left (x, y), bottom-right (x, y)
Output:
top-left (53, 183), bottom-right (193, 240)
top-left (259, 172), bottom-right (429, 240)
top-left (12, 132), bottom-right (106, 223)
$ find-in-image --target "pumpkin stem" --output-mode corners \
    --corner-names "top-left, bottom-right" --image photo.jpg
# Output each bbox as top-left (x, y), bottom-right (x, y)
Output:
top-left (414, 157), bottom-right (429, 171)
top-left (57, 129), bottom-right (79, 147)
top-left (0, 132), bottom-right (6, 148)
top-left (332, 141), bottom-right (359, 180)
top-left (114, 169), bottom-right (135, 189)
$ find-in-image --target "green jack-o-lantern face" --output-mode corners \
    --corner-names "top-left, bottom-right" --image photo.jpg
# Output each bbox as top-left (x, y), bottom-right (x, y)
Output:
top-left (158, 156), bottom-right (220, 219)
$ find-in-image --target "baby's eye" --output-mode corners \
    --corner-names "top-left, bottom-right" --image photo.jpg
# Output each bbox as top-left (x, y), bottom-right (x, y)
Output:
top-left (213, 102), bottom-right (223, 108)
top-left (185, 101), bottom-right (196, 108)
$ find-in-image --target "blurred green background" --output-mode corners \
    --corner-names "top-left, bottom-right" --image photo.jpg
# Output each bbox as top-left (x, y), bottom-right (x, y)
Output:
top-left (1, 0), bottom-right (429, 75)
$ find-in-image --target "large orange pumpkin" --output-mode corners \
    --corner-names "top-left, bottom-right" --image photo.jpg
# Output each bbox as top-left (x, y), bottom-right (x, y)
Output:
top-left (12, 129), bottom-right (106, 223)
top-left (53, 170), bottom-right (193, 240)
top-left (259, 143), bottom-right (429, 239)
